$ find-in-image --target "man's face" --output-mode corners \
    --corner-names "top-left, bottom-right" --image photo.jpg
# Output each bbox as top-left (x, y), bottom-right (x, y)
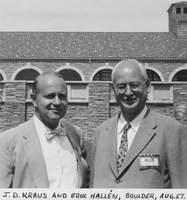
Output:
top-left (113, 62), bottom-right (149, 120)
top-left (32, 75), bottom-right (68, 129)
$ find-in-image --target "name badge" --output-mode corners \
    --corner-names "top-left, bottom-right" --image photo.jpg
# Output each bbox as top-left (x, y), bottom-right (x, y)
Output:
top-left (139, 154), bottom-right (160, 170)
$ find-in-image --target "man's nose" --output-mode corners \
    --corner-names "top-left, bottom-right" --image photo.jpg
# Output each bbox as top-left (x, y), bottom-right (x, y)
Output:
top-left (53, 96), bottom-right (61, 104)
top-left (125, 85), bottom-right (133, 95)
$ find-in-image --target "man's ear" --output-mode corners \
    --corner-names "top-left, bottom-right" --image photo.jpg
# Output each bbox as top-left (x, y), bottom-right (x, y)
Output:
top-left (112, 84), bottom-right (116, 95)
top-left (31, 93), bottom-right (37, 107)
top-left (146, 80), bottom-right (151, 93)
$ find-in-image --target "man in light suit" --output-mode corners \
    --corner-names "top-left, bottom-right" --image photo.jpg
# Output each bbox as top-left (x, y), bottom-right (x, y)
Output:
top-left (91, 59), bottom-right (187, 188)
top-left (0, 71), bottom-right (88, 188)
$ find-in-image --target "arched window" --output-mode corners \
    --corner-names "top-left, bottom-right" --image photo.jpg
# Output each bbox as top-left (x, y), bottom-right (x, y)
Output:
top-left (15, 69), bottom-right (40, 80)
top-left (0, 74), bottom-right (3, 81)
top-left (146, 69), bottom-right (161, 81)
top-left (93, 69), bottom-right (112, 81)
top-left (59, 69), bottom-right (82, 81)
top-left (172, 70), bottom-right (187, 81)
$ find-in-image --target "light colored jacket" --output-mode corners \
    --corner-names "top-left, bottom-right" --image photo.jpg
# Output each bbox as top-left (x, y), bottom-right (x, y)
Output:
top-left (91, 109), bottom-right (187, 188)
top-left (0, 117), bottom-right (88, 188)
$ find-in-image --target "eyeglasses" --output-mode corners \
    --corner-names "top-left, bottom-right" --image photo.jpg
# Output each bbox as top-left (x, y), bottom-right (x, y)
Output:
top-left (115, 80), bottom-right (148, 93)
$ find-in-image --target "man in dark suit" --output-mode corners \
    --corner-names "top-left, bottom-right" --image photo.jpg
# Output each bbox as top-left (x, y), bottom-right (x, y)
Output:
top-left (91, 59), bottom-right (187, 188)
top-left (0, 71), bottom-right (88, 188)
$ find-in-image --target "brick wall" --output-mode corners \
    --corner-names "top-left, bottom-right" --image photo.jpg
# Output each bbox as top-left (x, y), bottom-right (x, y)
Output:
top-left (169, 16), bottom-right (178, 37)
top-left (173, 84), bottom-right (187, 124)
top-left (178, 21), bottom-right (187, 38)
top-left (0, 82), bottom-right (26, 132)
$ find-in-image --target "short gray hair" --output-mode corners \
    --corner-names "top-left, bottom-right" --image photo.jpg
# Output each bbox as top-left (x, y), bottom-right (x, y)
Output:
top-left (111, 59), bottom-right (148, 83)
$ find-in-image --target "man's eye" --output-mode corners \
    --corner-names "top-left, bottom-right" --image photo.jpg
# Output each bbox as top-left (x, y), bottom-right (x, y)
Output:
top-left (46, 94), bottom-right (55, 99)
top-left (130, 83), bottom-right (140, 89)
top-left (117, 85), bottom-right (126, 90)
top-left (58, 94), bottom-right (67, 100)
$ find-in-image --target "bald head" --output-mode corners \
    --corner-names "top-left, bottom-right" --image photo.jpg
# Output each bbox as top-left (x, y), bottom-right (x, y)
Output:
top-left (33, 71), bottom-right (66, 96)
top-left (111, 59), bottom-right (148, 84)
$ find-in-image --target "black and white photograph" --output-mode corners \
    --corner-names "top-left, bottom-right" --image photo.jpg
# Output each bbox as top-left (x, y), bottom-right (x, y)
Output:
top-left (0, 0), bottom-right (187, 198)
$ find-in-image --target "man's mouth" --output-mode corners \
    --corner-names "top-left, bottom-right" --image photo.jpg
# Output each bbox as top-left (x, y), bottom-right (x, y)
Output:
top-left (51, 109), bottom-right (63, 113)
top-left (122, 97), bottom-right (136, 104)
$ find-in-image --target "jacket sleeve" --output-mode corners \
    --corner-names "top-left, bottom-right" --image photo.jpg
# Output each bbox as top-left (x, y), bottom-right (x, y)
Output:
top-left (89, 124), bottom-right (101, 188)
top-left (73, 125), bottom-right (90, 188)
top-left (0, 133), bottom-right (14, 188)
top-left (167, 122), bottom-right (187, 188)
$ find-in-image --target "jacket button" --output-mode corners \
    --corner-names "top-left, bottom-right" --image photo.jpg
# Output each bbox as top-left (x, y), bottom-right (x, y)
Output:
top-left (115, 179), bottom-right (121, 184)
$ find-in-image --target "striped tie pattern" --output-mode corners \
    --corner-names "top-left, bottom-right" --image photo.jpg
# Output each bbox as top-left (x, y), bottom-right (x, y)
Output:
top-left (117, 123), bottom-right (131, 171)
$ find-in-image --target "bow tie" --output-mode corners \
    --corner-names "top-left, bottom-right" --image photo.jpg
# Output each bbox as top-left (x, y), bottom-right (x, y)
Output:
top-left (45, 127), bottom-right (66, 140)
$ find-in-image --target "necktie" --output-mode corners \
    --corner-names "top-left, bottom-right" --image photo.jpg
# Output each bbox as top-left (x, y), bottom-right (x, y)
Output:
top-left (117, 123), bottom-right (131, 171)
top-left (45, 127), bottom-right (66, 140)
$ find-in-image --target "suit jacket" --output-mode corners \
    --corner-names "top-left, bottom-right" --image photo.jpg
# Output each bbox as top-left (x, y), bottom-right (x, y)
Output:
top-left (0, 117), bottom-right (88, 188)
top-left (91, 108), bottom-right (187, 188)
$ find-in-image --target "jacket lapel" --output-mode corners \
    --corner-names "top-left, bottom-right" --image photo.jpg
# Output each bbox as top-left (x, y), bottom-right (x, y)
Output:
top-left (60, 120), bottom-right (86, 187)
top-left (107, 115), bottom-right (119, 177)
top-left (60, 119), bottom-right (81, 161)
top-left (22, 117), bottom-right (49, 188)
top-left (118, 109), bottom-right (157, 176)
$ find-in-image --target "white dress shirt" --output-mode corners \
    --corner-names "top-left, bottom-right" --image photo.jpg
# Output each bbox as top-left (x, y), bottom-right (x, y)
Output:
top-left (33, 115), bottom-right (80, 188)
top-left (117, 106), bottom-right (147, 153)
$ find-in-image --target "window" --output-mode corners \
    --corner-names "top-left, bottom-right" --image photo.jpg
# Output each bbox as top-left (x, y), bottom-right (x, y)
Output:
top-left (184, 7), bottom-right (187, 14)
top-left (67, 83), bottom-right (89, 102)
top-left (146, 69), bottom-right (161, 81)
top-left (15, 69), bottom-right (40, 80)
top-left (93, 69), bottom-right (112, 81)
top-left (59, 69), bottom-right (82, 81)
top-left (176, 7), bottom-right (181, 14)
top-left (147, 84), bottom-right (173, 102)
top-left (172, 70), bottom-right (187, 81)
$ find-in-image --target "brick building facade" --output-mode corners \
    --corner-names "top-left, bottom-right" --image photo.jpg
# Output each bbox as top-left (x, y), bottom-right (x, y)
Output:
top-left (0, 2), bottom-right (187, 164)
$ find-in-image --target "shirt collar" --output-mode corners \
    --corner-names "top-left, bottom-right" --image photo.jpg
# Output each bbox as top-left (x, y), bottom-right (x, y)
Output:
top-left (118, 106), bottom-right (147, 134)
top-left (33, 115), bottom-right (62, 134)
